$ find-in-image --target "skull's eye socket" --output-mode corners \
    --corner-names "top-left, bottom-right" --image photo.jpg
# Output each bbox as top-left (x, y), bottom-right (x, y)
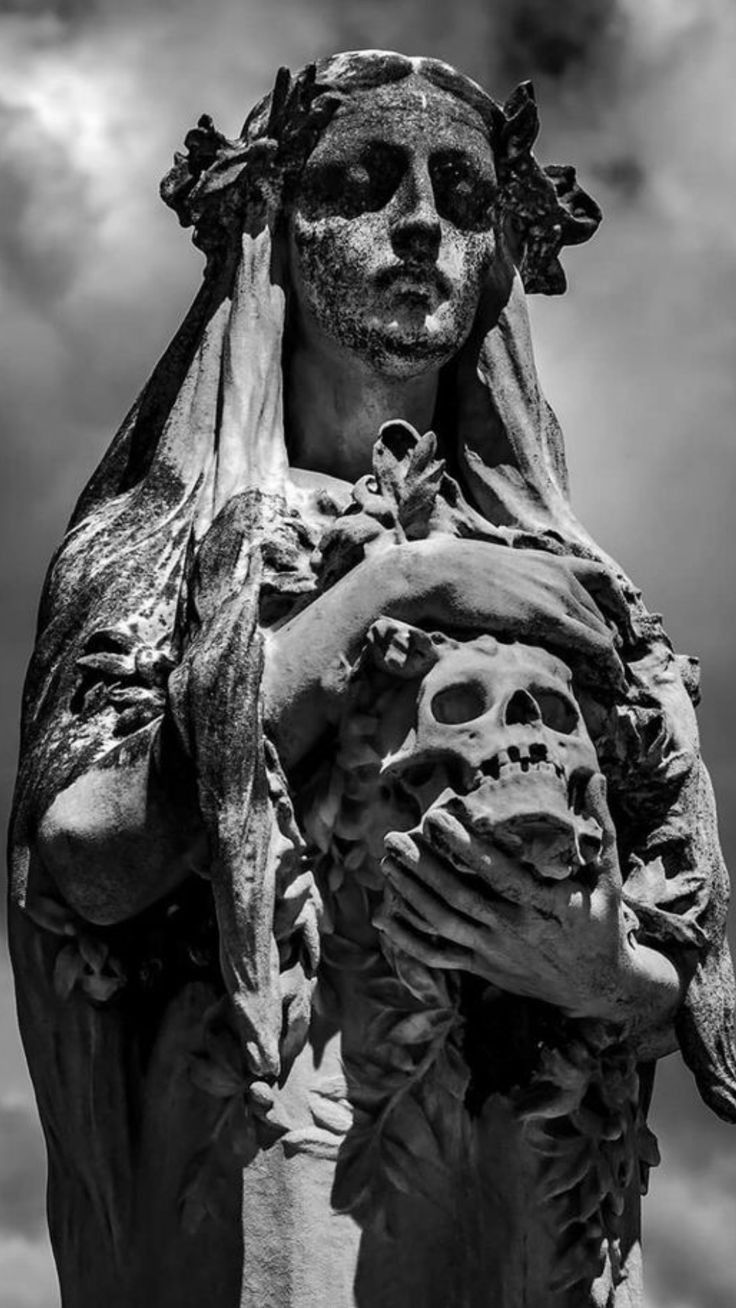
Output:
top-left (534, 690), bottom-right (578, 735)
top-left (431, 682), bottom-right (487, 725)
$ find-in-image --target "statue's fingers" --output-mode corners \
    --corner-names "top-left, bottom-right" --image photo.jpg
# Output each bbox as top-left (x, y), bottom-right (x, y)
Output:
top-left (383, 856), bottom-right (467, 939)
top-left (568, 558), bottom-right (634, 637)
top-left (419, 809), bottom-right (554, 910)
top-left (551, 614), bottom-right (625, 690)
top-left (383, 856), bottom-right (508, 952)
top-left (381, 879), bottom-right (437, 935)
top-left (561, 576), bottom-right (613, 633)
top-left (384, 839), bottom-right (519, 929)
top-left (373, 911), bottom-right (477, 973)
top-left (581, 773), bottom-right (622, 891)
top-left (521, 596), bottom-right (625, 691)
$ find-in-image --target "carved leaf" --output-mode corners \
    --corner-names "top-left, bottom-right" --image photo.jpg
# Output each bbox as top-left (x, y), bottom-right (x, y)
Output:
top-left (352, 1052), bottom-right (418, 1084)
top-left (623, 853), bottom-right (708, 950)
top-left (391, 950), bottom-right (448, 1005)
top-left (79, 971), bottom-right (126, 1003)
top-left (25, 894), bottom-right (76, 936)
top-left (538, 1146), bottom-right (592, 1201)
top-left (434, 1041), bottom-right (470, 1102)
top-left (366, 1007), bottom-right (449, 1048)
top-left (179, 1148), bottom-right (234, 1233)
top-left (77, 933), bottom-right (109, 971)
top-left (53, 944), bottom-right (84, 999)
top-left (363, 976), bottom-right (414, 1009)
top-left (76, 651), bottom-right (136, 679)
top-left (387, 1093), bottom-right (443, 1166)
top-left (320, 933), bottom-right (379, 971)
top-left (188, 1052), bottom-right (245, 1098)
top-left (378, 1134), bottom-right (414, 1195)
top-left (331, 1125), bottom-right (376, 1215)
top-left (371, 423), bottom-right (446, 541)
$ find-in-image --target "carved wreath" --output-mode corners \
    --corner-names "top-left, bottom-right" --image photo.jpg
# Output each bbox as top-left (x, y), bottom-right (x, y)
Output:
top-left (160, 63), bottom-right (600, 295)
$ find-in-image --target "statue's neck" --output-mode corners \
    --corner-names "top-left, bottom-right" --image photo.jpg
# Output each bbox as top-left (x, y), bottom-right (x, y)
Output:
top-left (285, 329), bottom-right (439, 484)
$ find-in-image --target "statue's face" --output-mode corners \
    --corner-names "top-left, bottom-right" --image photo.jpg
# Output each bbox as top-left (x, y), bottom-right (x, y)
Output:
top-left (287, 80), bottom-right (502, 378)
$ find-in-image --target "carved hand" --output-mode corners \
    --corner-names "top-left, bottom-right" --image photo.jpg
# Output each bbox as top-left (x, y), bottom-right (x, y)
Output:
top-left (375, 775), bottom-right (683, 1046)
top-left (263, 537), bottom-right (626, 768)
top-left (389, 538), bottom-right (627, 676)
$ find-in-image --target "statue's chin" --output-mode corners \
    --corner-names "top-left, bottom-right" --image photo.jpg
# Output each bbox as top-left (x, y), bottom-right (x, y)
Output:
top-left (360, 307), bottom-right (462, 378)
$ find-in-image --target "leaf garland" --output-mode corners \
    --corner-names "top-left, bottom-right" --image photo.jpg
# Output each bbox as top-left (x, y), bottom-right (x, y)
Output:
top-left (515, 1020), bottom-right (657, 1296)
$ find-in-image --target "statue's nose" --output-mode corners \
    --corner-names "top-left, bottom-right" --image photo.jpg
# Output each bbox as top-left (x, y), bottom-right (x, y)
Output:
top-left (389, 164), bottom-right (441, 264)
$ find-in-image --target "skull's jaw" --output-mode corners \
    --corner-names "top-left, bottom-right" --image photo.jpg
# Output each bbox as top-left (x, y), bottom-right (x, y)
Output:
top-left (452, 768), bottom-right (603, 881)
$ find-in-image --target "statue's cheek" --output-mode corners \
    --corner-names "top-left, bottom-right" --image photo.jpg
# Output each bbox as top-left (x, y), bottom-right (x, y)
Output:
top-left (291, 214), bottom-right (385, 288)
top-left (438, 225), bottom-right (498, 293)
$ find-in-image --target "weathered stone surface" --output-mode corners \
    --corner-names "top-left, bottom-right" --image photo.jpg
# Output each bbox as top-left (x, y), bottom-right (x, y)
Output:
top-left (8, 48), bottom-right (736, 1308)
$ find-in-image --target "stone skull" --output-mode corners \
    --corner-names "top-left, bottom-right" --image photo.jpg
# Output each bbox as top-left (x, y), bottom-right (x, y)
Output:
top-left (373, 622), bottom-right (604, 881)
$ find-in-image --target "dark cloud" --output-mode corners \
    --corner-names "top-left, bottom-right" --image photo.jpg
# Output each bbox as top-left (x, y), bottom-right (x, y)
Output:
top-left (489, 0), bottom-right (623, 82)
top-left (0, 100), bottom-right (95, 304)
top-left (0, 1101), bottom-right (47, 1239)
top-left (0, 0), bottom-right (68, 13)
top-left (591, 153), bottom-right (646, 200)
top-left (0, 1231), bottom-right (59, 1308)
top-left (645, 1146), bottom-right (736, 1308)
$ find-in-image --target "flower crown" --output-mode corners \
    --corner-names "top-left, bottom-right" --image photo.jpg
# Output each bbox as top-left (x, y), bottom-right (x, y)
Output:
top-left (161, 62), bottom-right (600, 296)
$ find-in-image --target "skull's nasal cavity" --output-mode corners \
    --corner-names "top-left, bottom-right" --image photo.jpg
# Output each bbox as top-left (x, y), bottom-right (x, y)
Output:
top-left (504, 690), bottom-right (542, 726)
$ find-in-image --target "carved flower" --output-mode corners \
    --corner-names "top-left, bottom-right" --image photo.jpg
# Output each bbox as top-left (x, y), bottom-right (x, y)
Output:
top-left (73, 625), bottom-right (175, 736)
top-left (53, 933), bottom-right (126, 1004)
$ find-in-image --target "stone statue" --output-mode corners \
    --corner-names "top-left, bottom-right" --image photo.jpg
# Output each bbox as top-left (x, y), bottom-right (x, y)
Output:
top-left (8, 50), bottom-right (736, 1308)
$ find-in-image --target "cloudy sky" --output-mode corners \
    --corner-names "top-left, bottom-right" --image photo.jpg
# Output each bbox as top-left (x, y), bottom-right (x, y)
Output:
top-left (1, 0), bottom-right (735, 1304)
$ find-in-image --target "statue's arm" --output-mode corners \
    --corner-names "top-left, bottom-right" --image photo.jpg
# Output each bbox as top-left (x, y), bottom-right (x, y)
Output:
top-left (33, 535), bottom-right (621, 926)
top-left (33, 542), bottom-right (417, 925)
top-left (264, 536), bottom-right (623, 769)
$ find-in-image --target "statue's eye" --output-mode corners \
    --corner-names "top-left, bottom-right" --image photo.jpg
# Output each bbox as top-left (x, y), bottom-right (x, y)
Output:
top-left (430, 155), bottom-right (495, 232)
top-left (297, 164), bottom-right (344, 216)
top-left (352, 144), bottom-right (405, 213)
top-left (340, 163), bottom-right (373, 215)
top-left (298, 147), bottom-right (403, 219)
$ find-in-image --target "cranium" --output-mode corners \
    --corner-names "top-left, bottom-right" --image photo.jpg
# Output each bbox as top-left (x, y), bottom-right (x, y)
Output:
top-left (371, 620), bottom-right (603, 880)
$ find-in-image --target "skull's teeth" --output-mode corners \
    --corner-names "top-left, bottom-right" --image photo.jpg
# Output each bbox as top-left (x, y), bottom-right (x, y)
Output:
top-left (480, 742), bottom-right (564, 784)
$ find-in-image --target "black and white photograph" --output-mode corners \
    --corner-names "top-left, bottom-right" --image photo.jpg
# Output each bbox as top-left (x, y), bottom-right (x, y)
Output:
top-left (1, 3), bottom-right (735, 1305)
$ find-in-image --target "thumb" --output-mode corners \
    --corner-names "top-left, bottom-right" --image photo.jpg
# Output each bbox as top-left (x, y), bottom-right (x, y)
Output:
top-left (584, 772), bottom-right (621, 887)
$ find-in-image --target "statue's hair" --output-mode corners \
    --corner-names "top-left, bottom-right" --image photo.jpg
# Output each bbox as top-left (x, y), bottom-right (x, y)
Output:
top-left (160, 50), bottom-right (601, 295)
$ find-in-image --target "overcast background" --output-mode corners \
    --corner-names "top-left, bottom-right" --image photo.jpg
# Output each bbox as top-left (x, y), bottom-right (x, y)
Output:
top-left (1, 1), bottom-right (735, 1304)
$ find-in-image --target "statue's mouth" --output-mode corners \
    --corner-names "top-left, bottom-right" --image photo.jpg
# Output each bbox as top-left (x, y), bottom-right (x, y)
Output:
top-left (376, 262), bottom-right (451, 299)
